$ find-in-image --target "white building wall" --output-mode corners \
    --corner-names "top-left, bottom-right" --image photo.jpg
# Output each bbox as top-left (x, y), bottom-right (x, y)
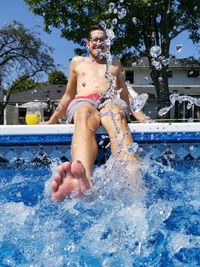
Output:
top-left (132, 68), bottom-right (200, 86)
top-left (134, 69), bottom-right (152, 85)
top-left (168, 69), bottom-right (200, 85)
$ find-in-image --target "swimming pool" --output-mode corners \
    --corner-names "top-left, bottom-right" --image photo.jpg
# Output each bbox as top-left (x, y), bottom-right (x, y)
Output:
top-left (0, 123), bottom-right (200, 266)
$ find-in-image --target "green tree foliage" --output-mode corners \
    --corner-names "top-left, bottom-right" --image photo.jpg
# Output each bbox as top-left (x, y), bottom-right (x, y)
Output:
top-left (48, 70), bottom-right (67, 84)
top-left (11, 76), bottom-right (46, 93)
top-left (25, 0), bottom-right (200, 112)
top-left (0, 21), bottom-right (55, 123)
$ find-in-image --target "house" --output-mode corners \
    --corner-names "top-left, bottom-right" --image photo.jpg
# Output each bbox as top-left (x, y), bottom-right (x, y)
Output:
top-left (6, 84), bottom-right (66, 124)
top-left (124, 56), bottom-right (200, 120)
top-left (5, 56), bottom-right (200, 124)
top-left (8, 84), bottom-right (66, 103)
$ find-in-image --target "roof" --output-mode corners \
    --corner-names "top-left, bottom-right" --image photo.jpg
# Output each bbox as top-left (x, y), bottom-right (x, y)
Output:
top-left (124, 56), bottom-right (200, 69)
top-left (9, 84), bottom-right (66, 103)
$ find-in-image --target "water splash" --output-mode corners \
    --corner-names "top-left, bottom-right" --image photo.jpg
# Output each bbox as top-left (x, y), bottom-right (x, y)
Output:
top-left (130, 93), bottom-right (149, 112)
top-left (176, 43), bottom-right (183, 53)
top-left (118, 8), bottom-right (127, 19)
top-left (132, 17), bottom-right (138, 25)
top-left (151, 58), bottom-right (162, 70)
top-left (150, 46), bottom-right (162, 58)
top-left (161, 58), bottom-right (170, 66)
top-left (158, 93), bottom-right (200, 117)
top-left (109, 2), bottom-right (115, 10)
top-left (1, 152), bottom-right (200, 266)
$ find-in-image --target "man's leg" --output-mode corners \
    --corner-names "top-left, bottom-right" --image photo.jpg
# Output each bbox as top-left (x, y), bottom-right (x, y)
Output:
top-left (100, 103), bottom-right (142, 188)
top-left (52, 103), bottom-right (100, 201)
top-left (100, 103), bottom-right (134, 155)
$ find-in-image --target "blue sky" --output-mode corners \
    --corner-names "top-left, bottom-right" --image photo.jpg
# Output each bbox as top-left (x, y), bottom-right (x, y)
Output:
top-left (1, 0), bottom-right (199, 79)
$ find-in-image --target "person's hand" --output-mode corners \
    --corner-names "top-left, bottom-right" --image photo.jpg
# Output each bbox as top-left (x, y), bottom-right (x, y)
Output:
top-left (142, 118), bottom-right (155, 123)
top-left (39, 119), bottom-right (59, 125)
top-left (39, 121), bottom-right (51, 125)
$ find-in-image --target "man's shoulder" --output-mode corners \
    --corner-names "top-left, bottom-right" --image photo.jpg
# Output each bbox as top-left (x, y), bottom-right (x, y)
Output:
top-left (110, 58), bottom-right (121, 71)
top-left (112, 58), bottom-right (121, 66)
top-left (71, 56), bottom-right (88, 63)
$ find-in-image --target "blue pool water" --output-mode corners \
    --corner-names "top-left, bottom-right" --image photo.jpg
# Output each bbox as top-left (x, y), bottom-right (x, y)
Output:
top-left (0, 134), bottom-right (200, 267)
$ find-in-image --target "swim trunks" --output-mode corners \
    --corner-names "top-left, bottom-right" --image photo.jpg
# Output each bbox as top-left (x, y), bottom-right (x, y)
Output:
top-left (66, 93), bottom-right (130, 123)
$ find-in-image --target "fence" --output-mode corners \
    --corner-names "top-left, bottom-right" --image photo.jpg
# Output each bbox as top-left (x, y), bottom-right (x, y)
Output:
top-left (1, 99), bottom-right (200, 125)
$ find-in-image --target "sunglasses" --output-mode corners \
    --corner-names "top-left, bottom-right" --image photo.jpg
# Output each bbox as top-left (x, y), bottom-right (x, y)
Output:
top-left (90, 37), bottom-right (107, 44)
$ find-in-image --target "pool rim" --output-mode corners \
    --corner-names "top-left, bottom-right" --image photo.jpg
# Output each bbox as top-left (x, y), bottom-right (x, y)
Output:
top-left (0, 122), bottom-right (200, 135)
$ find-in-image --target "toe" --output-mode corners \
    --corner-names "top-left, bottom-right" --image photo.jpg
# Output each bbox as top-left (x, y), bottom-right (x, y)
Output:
top-left (62, 161), bottom-right (71, 170)
top-left (51, 180), bottom-right (59, 193)
top-left (71, 160), bottom-right (86, 177)
top-left (54, 173), bottom-right (62, 184)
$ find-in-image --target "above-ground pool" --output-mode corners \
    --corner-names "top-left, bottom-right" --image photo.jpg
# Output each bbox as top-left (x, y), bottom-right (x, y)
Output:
top-left (0, 123), bottom-right (200, 266)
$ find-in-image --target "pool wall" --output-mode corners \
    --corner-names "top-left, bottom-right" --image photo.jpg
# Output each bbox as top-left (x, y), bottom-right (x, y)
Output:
top-left (0, 123), bottom-right (200, 164)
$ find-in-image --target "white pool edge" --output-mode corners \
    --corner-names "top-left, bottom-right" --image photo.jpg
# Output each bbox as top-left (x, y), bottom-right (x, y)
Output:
top-left (0, 122), bottom-right (199, 135)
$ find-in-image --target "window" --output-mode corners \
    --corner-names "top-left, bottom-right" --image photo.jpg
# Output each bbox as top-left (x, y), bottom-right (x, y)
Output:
top-left (168, 70), bottom-right (173, 78)
top-left (125, 70), bottom-right (134, 84)
top-left (187, 70), bottom-right (199, 78)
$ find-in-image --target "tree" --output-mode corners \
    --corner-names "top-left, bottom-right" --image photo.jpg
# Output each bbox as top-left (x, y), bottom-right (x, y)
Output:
top-left (10, 76), bottom-right (46, 93)
top-left (48, 70), bottom-right (67, 84)
top-left (25, 0), bottom-right (200, 115)
top-left (0, 21), bottom-right (55, 124)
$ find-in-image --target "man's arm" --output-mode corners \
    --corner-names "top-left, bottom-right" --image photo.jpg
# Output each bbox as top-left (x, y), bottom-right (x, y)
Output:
top-left (46, 58), bottom-right (77, 124)
top-left (116, 60), bottom-right (151, 123)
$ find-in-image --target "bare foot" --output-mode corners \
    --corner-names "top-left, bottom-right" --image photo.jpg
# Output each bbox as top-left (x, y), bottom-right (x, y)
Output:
top-left (51, 160), bottom-right (91, 202)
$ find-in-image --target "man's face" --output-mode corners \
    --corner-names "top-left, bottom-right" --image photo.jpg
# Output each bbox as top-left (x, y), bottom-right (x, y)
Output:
top-left (87, 30), bottom-right (108, 59)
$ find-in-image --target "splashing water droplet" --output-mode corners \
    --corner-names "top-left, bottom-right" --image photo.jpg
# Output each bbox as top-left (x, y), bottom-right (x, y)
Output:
top-left (156, 63), bottom-right (162, 70)
top-left (99, 140), bottom-right (104, 146)
top-left (150, 46), bottom-right (162, 58)
top-left (189, 145), bottom-right (195, 151)
top-left (152, 59), bottom-right (162, 70)
top-left (106, 28), bottom-right (115, 40)
top-left (187, 102), bottom-right (193, 109)
top-left (130, 94), bottom-right (149, 111)
top-left (128, 143), bottom-right (139, 153)
top-left (99, 20), bottom-right (106, 29)
top-left (113, 8), bottom-right (118, 14)
top-left (169, 93), bottom-right (179, 105)
top-left (109, 2), bottom-right (115, 10)
top-left (156, 15), bottom-right (161, 24)
top-left (132, 17), bottom-right (138, 25)
top-left (160, 94), bottom-right (199, 117)
top-left (176, 43), bottom-right (182, 53)
top-left (189, 70), bottom-right (193, 75)
top-left (112, 18), bottom-right (118, 25)
top-left (161, 58), bottom-right (170, 66)
top-left (158, 106), bottom-right (171, 116)
top-left (118, 8), bottom-right (127, 19)
top-left (188, 117), bottom-right (194, 122)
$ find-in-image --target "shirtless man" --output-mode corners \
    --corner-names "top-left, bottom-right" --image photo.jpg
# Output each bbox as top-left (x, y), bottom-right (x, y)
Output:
top-left (46, 25), bottom-right (149, 201)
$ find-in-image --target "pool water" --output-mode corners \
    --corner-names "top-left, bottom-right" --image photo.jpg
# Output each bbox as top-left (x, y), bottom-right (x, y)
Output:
top-left (0, 151), bottom-right (200, 266)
